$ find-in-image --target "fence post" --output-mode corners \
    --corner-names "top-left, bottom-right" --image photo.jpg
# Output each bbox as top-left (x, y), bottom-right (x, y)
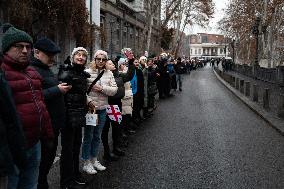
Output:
top-left (263, 88), bottom-right (270, 110)
top-left (278, 87), bottom-right (284, 118)
top-left (245, 81), bottom-right (250, 97)
top-left (240, 80), bottom-right (244, 93)
top-left (235, 78), bottom-right (239, 90)
top-left (253, 84), bottom-right (259, 102)
top-left (232, 76), bottom-right (236, 87)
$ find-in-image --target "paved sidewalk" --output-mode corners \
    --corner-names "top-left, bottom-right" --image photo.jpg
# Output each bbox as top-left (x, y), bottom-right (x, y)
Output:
top-left (213, 68), bottom-right (284, 135)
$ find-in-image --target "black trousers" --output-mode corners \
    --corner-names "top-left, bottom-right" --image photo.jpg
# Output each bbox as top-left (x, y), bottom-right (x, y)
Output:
top-left (60, 126), bottom-right (82, 187)
top-left (148, 94), bottom-right (156, 109)
top-left (101, 117), bottom-right (122, 152)
top-left (133, 93), bottom-right (143, 120)
top-left (102, 102), bottom-right (122, 152)
top-left (37, 128), bottom-right (60, 189)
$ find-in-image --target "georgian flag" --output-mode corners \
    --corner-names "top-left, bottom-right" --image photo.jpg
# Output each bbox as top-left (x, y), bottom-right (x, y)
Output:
top-left (106, 105), bottom-right (122, 124)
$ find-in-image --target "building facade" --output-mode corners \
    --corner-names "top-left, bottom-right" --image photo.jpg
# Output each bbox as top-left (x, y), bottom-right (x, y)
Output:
top-left (0, 0), bottom-right (161, 62)
top-left (100, 0), bottom-right (161, 59)
top-left (189, 33), bottom-right (230, 60)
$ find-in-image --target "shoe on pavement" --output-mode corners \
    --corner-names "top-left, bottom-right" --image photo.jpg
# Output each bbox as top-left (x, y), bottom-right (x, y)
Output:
top-left (93, 160), bottom-right (106, 171)
top-left (126, 129), bottom-right (136, 135)
top-left (74, 174), bottom-right (87, 185)
top-left (61, 181), bottom-right (84, 189)
top-left (113, 148), bottom-right (126, 156)
top-left (82, 161), bottom-right (97, 175)
top-left (103, 152), bottom-right (119, 161)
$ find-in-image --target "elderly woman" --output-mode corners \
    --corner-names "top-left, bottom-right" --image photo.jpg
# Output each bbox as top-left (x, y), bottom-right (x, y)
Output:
top-left (58, 47), bottom-right (90, 189)
top-left (82, 50), bottom-right (117, 175)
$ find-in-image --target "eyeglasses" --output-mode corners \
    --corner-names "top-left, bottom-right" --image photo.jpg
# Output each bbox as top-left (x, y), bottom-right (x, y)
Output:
top-left (12, 44), bottom-right (32, 51)
top-left (95, 58), bottom-right (107, 62)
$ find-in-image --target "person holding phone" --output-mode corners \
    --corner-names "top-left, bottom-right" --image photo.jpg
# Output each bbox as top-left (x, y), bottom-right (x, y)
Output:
top-left (58, 47), bottom-right (90, 189)
top-left (31, 37), bottom-right (71, 189)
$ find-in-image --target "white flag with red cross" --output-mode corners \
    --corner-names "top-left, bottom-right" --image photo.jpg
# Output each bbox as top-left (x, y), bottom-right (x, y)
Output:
top-left (106, 105), bottom-right (122, 124)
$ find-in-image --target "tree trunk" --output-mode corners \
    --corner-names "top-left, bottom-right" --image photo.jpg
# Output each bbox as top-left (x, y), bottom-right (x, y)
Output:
top-left (146, 15), bottom-right (153, 52)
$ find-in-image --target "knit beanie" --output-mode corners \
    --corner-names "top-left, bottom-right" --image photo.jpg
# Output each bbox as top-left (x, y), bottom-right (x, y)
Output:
top-left (2, 27), bottom-right (33, 53)
top-left (71, 47), bottom-right (88, 62)
top-left (118, 58), bottom-right (126, 68)
top-left (2, 23), bottom-right (13, 33)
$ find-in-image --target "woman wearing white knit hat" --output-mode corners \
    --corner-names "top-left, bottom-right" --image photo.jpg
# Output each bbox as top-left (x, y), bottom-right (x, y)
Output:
top-left (58, 47), bottom-right (90, 189)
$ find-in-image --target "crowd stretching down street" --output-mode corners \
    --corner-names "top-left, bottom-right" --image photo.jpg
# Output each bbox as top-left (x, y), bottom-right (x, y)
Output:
top-left (0, 24), bottom-right (207, 189)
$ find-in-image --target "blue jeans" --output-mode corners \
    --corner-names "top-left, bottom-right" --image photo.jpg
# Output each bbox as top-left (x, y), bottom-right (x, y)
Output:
top-left (8, 142), bottom-right (41, 189)
top-left (82, 109), bottom-right (107, 160)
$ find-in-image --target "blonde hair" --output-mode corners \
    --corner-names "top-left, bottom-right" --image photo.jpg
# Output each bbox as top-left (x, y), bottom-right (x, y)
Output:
top-left (89, 60), bottom-right (96, 71)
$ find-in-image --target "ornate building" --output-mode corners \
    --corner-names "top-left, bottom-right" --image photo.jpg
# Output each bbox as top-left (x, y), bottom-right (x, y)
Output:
top-left (189, 33), bottom-right (230, 60)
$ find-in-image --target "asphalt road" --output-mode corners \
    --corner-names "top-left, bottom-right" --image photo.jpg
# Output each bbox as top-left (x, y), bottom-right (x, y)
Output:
top-left (50, 65), bottom-right (284, 189)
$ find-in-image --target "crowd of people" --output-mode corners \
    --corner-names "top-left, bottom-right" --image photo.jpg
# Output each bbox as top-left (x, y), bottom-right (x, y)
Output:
top-left (0, 24), bottom-right (195, 189)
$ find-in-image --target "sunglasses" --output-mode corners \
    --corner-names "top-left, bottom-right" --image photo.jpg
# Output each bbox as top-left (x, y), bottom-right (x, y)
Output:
top-left (95, 58), bottom-right (107, 62)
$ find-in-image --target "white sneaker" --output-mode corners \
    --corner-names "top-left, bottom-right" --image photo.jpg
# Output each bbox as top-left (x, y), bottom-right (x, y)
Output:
top-left (93, 160), bottom-right (106, 171)
top-left (83, 162), bottom-right (97, 174)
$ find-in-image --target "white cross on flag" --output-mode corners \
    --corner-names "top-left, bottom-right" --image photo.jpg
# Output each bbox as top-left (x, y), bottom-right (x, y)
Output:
top-left (106, 105), bottom-right (122, 124)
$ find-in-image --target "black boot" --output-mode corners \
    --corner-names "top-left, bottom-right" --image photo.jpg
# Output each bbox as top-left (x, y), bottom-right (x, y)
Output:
top-left (113, 147), bottom-right (126, 156)
top-left (103, 152), bottom-right (119, 161)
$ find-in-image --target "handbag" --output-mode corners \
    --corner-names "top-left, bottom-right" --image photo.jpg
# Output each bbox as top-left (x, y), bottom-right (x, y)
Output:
top-left (86, 109), bottom-right (98, 126)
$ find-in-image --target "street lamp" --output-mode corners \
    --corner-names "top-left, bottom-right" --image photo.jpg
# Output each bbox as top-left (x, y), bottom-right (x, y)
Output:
top-left (252, 12), bottom-right (261, 77)
top-left (109, 19), bottom-right (115, 60)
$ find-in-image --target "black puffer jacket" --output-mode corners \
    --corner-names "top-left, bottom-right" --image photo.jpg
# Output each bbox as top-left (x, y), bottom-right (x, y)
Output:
top-left (58, 63), bottom-right (90, 128)
top-left (0, 68), bottom-right (27, 176)
top-left (31, 58), bottom-right (66, 130)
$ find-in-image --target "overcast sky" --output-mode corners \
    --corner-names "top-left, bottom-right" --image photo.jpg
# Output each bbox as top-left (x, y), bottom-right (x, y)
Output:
top-left (187, 0), bottom-right (229, 35)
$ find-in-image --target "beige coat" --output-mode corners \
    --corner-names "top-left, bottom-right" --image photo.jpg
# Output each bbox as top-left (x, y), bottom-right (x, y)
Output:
top-left (86, 69), bottom-right (118, 110)
top-left (120, 67), bottom-right (133, 115)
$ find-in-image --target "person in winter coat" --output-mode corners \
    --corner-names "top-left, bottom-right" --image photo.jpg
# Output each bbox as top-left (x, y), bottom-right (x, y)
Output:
top-left (118, 58), bottom-right (136, 138)
top-left (168, 59), bottom-right (177, 92)
top-left (82, 50), bottom-right (117, 175)
top-left (1, 27), bottom-right (54, 189)
top-left (102, 52), bottom-right (135, 160)
top-left (139, 56), bottom-right (152, 118)
top-left (58, 47), bottom-right (90, 189)
top-left (132, 59), bottom-right (144, 124)
top-left (147, 59), bottom-right (159, 112)
top-left (31, 38), bottom-right (71, 189)
top-left (156, 56), bottom-right (172, 98)
top-left (174, 57), bottom-right (186, 91)
top-left (0, 61), bottom-right (27, 189)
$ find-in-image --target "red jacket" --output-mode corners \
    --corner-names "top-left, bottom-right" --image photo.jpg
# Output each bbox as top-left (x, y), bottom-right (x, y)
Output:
top-left (1, 55), bottom-right (53, 148)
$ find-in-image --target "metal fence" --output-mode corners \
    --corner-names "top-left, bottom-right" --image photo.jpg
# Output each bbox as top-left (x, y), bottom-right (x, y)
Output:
top-left (233, 64), bottom-right (279, 84)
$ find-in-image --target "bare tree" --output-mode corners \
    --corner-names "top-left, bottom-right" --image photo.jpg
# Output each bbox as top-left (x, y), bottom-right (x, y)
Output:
top-left (161, 0), bottom-right (214, 57)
